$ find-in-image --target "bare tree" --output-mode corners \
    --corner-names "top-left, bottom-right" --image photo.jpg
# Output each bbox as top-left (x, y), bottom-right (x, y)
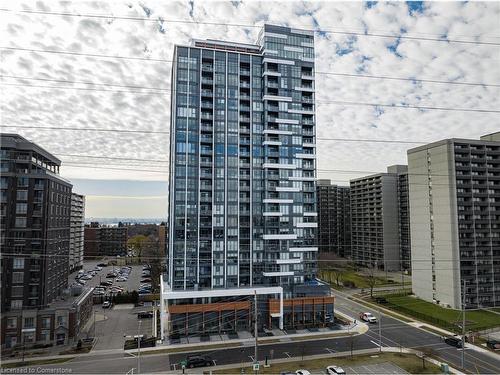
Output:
top-left (365, 262), bottom-right (378, 298)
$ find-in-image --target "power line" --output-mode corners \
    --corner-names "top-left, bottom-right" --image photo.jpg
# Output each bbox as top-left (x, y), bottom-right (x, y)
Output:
top-left (56, 153), bottom-right (169, 163)
top-left (2, 83), bottom-right (499, 113)
top-left (1, 8), bottom-right (499, 46)
top-left (2, 58), bottom-right (499, 88)
top-left (2, 124), bottom-right (431, 144)
top-left (0, 124), bottom-right (170, 135)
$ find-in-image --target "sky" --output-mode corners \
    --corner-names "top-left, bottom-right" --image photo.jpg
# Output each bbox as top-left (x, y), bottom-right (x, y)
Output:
top-left (1, 1), bottom-right (499, 218)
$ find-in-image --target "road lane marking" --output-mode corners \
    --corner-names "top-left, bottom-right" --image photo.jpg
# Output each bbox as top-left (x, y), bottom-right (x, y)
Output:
top-left (283, 352), bottom-right (291, 358)
top-left (325, 348), bottom-right (335, 354)
top-left (248, 355), bottom-right (254, 362)
top-left (370, 340), bottom-right (381, 347)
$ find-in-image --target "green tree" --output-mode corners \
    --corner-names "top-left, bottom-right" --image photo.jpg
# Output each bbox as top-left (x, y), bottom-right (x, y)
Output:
top-left (127, 235), bottom-right (148, 261)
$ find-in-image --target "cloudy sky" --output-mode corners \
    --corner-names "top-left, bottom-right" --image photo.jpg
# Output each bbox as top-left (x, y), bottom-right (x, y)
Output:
top-left (1, 1), bottom-right (499, 218)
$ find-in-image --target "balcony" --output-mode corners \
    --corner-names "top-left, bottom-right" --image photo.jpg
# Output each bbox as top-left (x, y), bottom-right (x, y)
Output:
top-left (201, 90), bottom-right (213, 97)
top-left (240, 82), bottom-right (250, 88)
top-left (201, 78), bottom-right (213, 85)
top-left (201, 102), bottom-right (213, 109)
top-left (239, 116), bottom-right (251, 123)
top-left (240, 69), bottom-right (250, 76)
top-left (239, 94), bottom-right (251, 100)
top-left (202, 65), bottom-right (213, 72)
top-left (201, 113), bottom-right (213, 120)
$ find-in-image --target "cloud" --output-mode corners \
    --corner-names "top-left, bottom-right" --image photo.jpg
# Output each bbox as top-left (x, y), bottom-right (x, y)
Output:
top-left (2, 0), bottom-right (499, 195)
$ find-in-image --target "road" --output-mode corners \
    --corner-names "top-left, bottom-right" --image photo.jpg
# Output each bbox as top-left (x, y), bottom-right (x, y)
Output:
top-left (18, 290), bottom-right (500, 374)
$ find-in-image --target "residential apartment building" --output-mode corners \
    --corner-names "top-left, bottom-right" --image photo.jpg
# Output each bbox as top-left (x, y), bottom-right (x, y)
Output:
top-left (83, 222), bottom-right (128, 257)
top-left (69, 193), bottom-right (85, 272)
top-left (408, 132), bottom-right (500, 309)
top-left (350, 165), bottom-right (409, 271)
top-left (0, 134), bottom-right (73, 348)
top-left (161, 24), bottom-right (333, 340)
top-left (316, 180), bottom-right (351, 257)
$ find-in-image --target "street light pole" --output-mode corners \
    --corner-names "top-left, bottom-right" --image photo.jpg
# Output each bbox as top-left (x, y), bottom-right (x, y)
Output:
top-left (378, 306), bottom-right (382, 352)
top-left (461, 279), bottom-right (466, 369)
top-left (254, 291), bottom-right (258, 372)
top-left (138, 320), bottom-right (142, 374)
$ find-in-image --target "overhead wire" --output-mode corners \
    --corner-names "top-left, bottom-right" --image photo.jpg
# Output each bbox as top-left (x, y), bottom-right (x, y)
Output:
top-left (1, 8), bottom-right (500, 45)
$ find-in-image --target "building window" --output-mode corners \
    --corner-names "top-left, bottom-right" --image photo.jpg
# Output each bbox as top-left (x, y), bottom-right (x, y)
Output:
top-left (16, 203), bottom-right (27, 214)
top-left (12, 272), bottom-right (24, 283)
top-left (17, 177), bottom-right (29, 187)
top-left (6, 317), bottom-right (17, 329)
top-left (24, 317), bottom-right (34, 328)
top-left (13, 258), bottom-right (24, 269)
top-left (56, 316), bottom-right (66, 327)
top-left (11, 286), bottom-right (23, 297)
top-left (10, 300), bottom-right (22, 309)
top-left (16, 190), bottom-right (28, 201)
top-left (41, 317), bottom-right (51, 329)
top-left (15, 217), bottom-right (27, 228)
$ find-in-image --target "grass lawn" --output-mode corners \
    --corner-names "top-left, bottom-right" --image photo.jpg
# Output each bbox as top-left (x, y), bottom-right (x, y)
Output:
top-left (1, 358), bottom-right (73, 369)
top-left (383, 294), bottom-right (500, 332)
top-left (215, 353), bottom-right (441, 374)
top-left (320, 269), bottom-right (390, 289)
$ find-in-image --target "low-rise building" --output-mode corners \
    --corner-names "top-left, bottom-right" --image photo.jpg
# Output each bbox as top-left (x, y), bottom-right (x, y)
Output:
top-left (1, 284), bottom-right (93, 350)
top-left (84, 223), bottom-right (128, 257)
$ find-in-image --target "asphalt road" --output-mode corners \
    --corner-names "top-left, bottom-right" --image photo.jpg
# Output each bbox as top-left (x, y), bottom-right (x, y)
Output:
top-left (19, 290), bottom-right (500, 374)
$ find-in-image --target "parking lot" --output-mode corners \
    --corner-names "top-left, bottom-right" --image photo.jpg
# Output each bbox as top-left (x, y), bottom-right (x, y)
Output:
top-left (68, 261), bottom-right (148, 295)
top-left (92, 303), bottom-right (154, 350)
top-left (70, 261), bottom-right (156, 349)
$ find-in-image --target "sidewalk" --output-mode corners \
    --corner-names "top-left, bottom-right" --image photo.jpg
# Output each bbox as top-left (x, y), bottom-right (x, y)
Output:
top-left (129, 317), bottom-right (367, 356)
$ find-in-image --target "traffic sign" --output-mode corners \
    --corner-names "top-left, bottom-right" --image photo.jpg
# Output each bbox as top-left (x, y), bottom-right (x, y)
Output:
top-left (253, 363), bottom-right (260, 371)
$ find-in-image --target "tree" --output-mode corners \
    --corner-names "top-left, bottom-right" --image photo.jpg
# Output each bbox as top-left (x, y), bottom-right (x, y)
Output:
top-left (365, 262), bottom-right (378, 298)
top-left (127, 235), bottom-right (148, 261)
top-left (330, 268), bottom-right (344, 287)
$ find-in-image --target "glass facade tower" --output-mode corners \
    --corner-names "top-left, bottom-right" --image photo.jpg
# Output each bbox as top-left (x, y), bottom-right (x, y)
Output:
top-left (168, 24), bottom-right (318, 297)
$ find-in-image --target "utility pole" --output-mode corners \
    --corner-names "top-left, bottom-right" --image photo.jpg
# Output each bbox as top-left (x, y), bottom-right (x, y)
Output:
top-left (254, 291), bottom-right (258, 373)
top-left (138, 319), bottom-right (142, 374)
top-left (461, 279), bottom-right (466, 369)
top-left (378, 306), bottom-right (382, 352)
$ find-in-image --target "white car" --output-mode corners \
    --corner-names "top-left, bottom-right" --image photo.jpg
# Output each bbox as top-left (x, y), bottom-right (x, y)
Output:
top-left (326, 365), bottom-right (346, 375)
top-left (360, 312), bottom-right (377, 324)
top-left (93, 290), bottom-right (105, 296)
top-left (295, 370), bottom-right (311, 375)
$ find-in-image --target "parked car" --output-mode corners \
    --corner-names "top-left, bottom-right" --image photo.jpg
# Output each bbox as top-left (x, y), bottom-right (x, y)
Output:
top-left (102, 301), bottom-right (112, 309)
top-left (186, 355), bottom-right (213, 368)
top-left (141, 278), bottom-right (152, 283)
top-left (106, 273), bottom-right (117, 278)
top-left (444, 336), bottom-right (463, 348)
top-left (295, 370), bottom-right (311, 375)
top-left (93, 290), bottom-right (105, 296)
top-left (77, 279), bottom-right (86, 285)
top-left (101, 281), bottom-right (113, 286)
top-left (137, 311), bottom-right (154, 319)
top-left (374, 297), bottom-right (388, 304)
top-left (486, 340), bottom-right (500, 350)
top-left (326, 365), bottom-right (346, 375)
top-left (359, 312), bottom-right (377, 324)
top-left (97, 263), bottom-right (107, 267)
